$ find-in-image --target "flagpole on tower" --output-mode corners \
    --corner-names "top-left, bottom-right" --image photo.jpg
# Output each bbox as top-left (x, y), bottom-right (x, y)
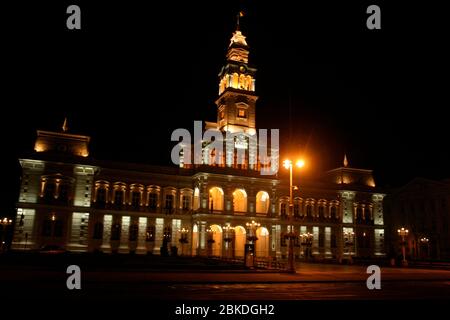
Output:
top-left (237, 11), bottom-right (244, 30)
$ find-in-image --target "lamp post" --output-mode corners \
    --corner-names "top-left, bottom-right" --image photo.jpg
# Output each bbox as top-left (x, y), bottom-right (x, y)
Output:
top-left (245, 220), bottom-right (260, 268)
top-left (179, 227), bottom-right (189, 256)
top-left (223, 224), bottom-right (235, 259)
top-left (419, 237), bottom-right (430, 260)
top-left (397, 227), bottom-right (409, 267)
top-left (343, 230), bottom-right (355, 264)
top-left (0, 217), bottom-right (13, 253)
top-left (283, 159), bottom-right (305, 273)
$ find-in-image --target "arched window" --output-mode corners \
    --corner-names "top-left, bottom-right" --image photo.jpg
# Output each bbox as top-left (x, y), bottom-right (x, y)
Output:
top-left (209, 187), bottom-right (224, 211)
top-left (97, 188), bottom-right (107, 204)
top-left (233, 189), bottom-right (247, 212)
top-left (331, 206), bottom-right (337, 219)
top-left (114, 190), bottom-right (124, 207)
top-left (306, 205), bottom-right (312, 217)
top-left (193, 188), bottom-right (200, 210)
top-left (148, 193), bottom-right (158, 209)
top-left (232, 73), bottom-right (239, 88)
top-left (182, 195), bottom-right (191, 210)
top-left (357, 207), bottom-right (363, 220)
top-left (44, 182), bottom-right (56, 201)
top-left (131, 191), bottom-right (141, 209)
top-left (256, 191), bottom-right (270, 214)
top-left (164, 194), bottom-right (174, 214)
top-left (318, 206), bottom-right (325, 218)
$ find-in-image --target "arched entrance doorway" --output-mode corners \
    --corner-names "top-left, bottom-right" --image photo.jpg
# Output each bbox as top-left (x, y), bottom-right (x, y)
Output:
top-left (234, 226), bottom-right (246, 258)
top-left (255, 227), bottom-right (270, 258)
top-left (208, 224), bottom-right (222, 257)
top-left (192, 224), bottom-right (198, 256)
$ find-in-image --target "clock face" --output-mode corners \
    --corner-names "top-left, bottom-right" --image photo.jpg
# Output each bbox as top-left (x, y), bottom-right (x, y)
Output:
top-left (239, 65), bottom-right (246, 73)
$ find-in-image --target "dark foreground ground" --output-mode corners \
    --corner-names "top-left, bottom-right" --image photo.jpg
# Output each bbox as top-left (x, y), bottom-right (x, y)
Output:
top-left (1, 253), bottom-right (449, 318)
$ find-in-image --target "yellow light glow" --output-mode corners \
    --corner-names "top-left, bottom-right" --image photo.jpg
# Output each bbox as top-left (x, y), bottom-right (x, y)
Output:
top-left (34, 143), bottom-right (45, 152)
top-left (283, 160), bottom-right (291, 169)
top-left (296, 159), bottom-right (305, 168)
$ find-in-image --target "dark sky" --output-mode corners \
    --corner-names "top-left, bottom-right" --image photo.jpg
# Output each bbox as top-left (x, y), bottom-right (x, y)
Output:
top-left (2, 1), bottom-right (449, 215)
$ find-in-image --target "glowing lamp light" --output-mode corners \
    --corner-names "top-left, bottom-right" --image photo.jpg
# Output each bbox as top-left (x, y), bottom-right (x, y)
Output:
top-left (283, 160), bottom-right (291, 169)
top-left (296, 159), bottom-right (305, 168)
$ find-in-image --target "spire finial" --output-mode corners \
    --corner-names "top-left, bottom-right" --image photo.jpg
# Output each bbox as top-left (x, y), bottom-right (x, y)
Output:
top-left (62, 117), bottom-right (68, 133)
top-left (343, 154), bottom-right (349, 167)
top-left (236, 11), bottom-right (244, 31)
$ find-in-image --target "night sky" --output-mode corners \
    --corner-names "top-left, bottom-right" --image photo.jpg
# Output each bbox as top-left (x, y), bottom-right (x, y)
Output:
top-left (2, 1), bottom-right (449, 215)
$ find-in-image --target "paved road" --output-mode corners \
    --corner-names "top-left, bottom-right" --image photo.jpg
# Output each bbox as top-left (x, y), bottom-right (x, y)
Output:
top-left (2, 262), bottom-right (450, 300)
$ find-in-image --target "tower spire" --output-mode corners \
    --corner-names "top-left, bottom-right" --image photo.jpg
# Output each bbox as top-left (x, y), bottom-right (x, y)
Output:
top-left (62, 117), bottom-right (68, 133)
top-left (343, 154), bottom-right (349, 167)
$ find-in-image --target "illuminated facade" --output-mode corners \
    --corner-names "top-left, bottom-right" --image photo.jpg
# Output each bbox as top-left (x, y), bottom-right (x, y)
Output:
top-left (12, 27), bottom-right (386, 260)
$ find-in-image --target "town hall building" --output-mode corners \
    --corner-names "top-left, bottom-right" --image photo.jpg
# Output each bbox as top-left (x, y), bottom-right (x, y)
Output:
top-left (11, 25), bottom-right (386, 262)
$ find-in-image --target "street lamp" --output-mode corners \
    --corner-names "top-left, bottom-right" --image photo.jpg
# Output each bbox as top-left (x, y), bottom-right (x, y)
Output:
top-left (300, 232), bottom-right (313, 261)
top-left (283, 158), bottom-right (305, 273)
top-left (0, 217), bottom-right (13, 253)
top-left (223, 224), bottom-right (235, 259)
top-left (178, 227), bottom-right (189, 256)
top-left (245, 220), bottom-right (260, 268)
top-left (419, 237), bottom-right (430, 260)
top-left (397, 227), bottom-right (409, 267)
top-left (343, 230), bottom-right (355, 264)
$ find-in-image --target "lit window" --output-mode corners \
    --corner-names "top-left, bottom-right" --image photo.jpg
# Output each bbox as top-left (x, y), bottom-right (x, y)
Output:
top-left (237, 109), bottom-right (247, 118)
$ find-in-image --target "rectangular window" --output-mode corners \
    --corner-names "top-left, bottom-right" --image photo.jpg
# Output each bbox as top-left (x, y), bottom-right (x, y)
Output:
top-left (319, 206), bottom-right (324, 218)
top-left (97, 188), bottom-right (106, 203)
top-left (182, 195), bottom-right (190, 210)
top-left (165, 194), bottom-right (174, 214)
top-left (306, 205), bottom-right (312, 217)
top-left (114, 190), bottom-right (123, 206)
top-left (44, 183), bottom-right (56, 201)
top-left (131, 192), bottom-right (141, 208)
top-left (149, 193), bottom-right (158, 209)
top-left (237, 108), bottom-right (247, 118)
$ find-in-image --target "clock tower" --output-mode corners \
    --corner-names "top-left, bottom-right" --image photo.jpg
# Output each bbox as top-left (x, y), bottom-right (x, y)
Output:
top-left (215, 27), bottom-right (257, 136)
